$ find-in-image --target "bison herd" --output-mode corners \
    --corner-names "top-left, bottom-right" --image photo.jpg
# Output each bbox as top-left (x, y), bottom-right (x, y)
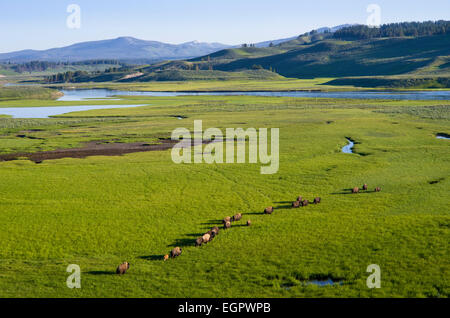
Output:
top-left (288, 196), bottom-right (321, 209)
top-left (194, 213), bottom-right (248, 248)
top-left (116, 183), bottom-right (382, 274)
top-left (352, 184), bottom-right (382, 194)
top-left (159, 213), bottom-right (250, 264)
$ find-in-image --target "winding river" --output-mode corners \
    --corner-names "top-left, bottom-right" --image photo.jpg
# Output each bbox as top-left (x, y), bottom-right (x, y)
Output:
top-left (57, 88), bottom-right (450, 101)
top-left (0, 87), bottom-right (449, 119)
top-left (342, 138), bottom-right (355, 154)
top-left (0, 104), bottom-right (145, 118)
top-left (436, 133), bottom-right (450, 140)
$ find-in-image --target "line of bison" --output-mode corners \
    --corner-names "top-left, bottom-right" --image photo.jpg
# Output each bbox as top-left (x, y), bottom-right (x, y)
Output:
top-left (163, 213), bottom-right (247, 261)
top-left (115, 183), bottom-right (381, 274)
top-left (352, 184), bottom-right (381, 193)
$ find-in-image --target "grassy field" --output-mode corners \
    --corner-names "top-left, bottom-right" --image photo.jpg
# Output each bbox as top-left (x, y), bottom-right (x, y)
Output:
top-left (0, 94), bottom-right (449, 298)
top-left (43, 77), bottom-right (450, 92)
top-left (326, 76), bottom-right (450, 89)
top-left (0, 86), bottom-right (63, 101)
top-left (45, 78), bottom-right (360, 92)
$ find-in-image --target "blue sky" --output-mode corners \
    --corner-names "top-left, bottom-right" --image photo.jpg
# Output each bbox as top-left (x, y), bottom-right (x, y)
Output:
top-left (0, 0), bottom-right (449, 53)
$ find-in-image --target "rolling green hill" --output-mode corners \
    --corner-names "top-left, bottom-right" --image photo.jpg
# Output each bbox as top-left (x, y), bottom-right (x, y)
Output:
top-left (44, 67), bottom-right (284, 84)
top-left (199, 35), bottom-right (450, 78)
top-left (78, 34), bottom-right (450, 87)
top-left (43, 21), bottom-right (450, 88)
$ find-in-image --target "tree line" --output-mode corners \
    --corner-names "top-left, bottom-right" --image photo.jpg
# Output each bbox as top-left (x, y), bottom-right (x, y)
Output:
top-left (4, 59), bottom-right (122, 73)
top-left (333, 20), bottom-right (450, 40)
top-left (45, 71), bottom-right (89, 83)
top-left (45, 64), bottom-right (134, 83)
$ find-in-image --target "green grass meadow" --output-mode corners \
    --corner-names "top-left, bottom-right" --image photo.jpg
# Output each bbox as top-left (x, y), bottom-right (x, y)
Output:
top-left (0, 95), bottom-right (449, 297)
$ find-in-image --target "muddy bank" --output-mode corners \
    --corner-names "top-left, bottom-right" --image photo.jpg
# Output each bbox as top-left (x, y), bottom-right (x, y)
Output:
top-left (0, 137), bottom-right (220, 163)
top-left (0, 139), bottom-right (182, 163)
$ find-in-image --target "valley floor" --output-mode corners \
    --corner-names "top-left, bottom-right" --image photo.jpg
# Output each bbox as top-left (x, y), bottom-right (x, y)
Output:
top-left (0, 94), bottom-right (449, 297)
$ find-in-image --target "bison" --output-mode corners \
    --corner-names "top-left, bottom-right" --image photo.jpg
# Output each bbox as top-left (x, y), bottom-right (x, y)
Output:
top-left (247, 220), bottom-right (251, 226)
top-left (374, 187), bottom-right (381, 192)
top-left (223, 216), bottom-right (231, 224)
top-left (301, 199), bottom-right (309, 206)
top-left (352, 187), bottom-right (359, 194)
top-left (264, 206), bottom-right (274, 214)
top-left (297, 196), bottom-right (303, 202)
top-left (224, 221), bottom-right (231, 229)
top-left (170, 247), bottom-right (182, 258)
top-left (292, 201), bottom-right (300, 208)
top-left (195, 237), bottom-right (203, 247)
top-left (313, 197), bottom-right (321, 204)
top-left (232, 213), bottom-right (242, 222)
top-left (202, 233), bottom-right (211, 244)
top-left (211, 226), bottom-right (220, 235)
top-left (116, 262), bottom-right (130, 275)
top-left (363, 184), bottom-right (368, 190)
top-left (209, 230), bottom-right (217, 239)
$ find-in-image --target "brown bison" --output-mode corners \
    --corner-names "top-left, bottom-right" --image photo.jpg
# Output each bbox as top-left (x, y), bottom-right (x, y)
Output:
top-left (264, 206), bottom-right (274, 214)
top-left (232, 213), bottom-right (242, 222)
top-left (208, 230), bottom-right (216, 239)
top-left (292, 201), bottom-right (300, 208)
top-left (116, 262), bottom-right (130, 275)
top-left (211, 226), bottom-right (220, 236)
top-left (223, 216), bottom-right (231, 224)
top-left (247, 220), bottom-right (251, 226)
top-left (374, 187), bottom-right (381, 192)
top-left (170, 247), bottom-right (182, 258)
top-left (313, 197), bottom-right (321, 204)
top-left (195, 237), bottom-right (203, 247)
top-left (352, 187), bottom-right (359, 194)
top-left (301, 199), bottom-right (309, 206)
top-left (224, 221), bottom-right (231, 229)
top-left (297, 196), bottom-right (303, 202)
top-left (202, 233), bottom-right (211, 244)
top-left (163, 254), bottom-right (169, 261)
top-left (363, 184), bottom-right (368, 190)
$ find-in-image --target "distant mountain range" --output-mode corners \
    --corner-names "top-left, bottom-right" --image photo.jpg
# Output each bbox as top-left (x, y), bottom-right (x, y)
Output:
top-left (0, 37), bottom-right (232, 63)
top-left (0, 25), bottom-right (352, 63)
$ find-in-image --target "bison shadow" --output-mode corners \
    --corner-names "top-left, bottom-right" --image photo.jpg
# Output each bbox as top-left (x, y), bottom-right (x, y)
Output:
top-left (86, 270), bottom-right (115, 275)
top-left (139, 255), bottom-right (165, 261)
top-left (274, 204), bottom-right (292, 209)
top-left (168, 238), bottom-right (195, 248)
top-left (199, 219), bottom-right (223, 225)
top-left (184, 233), bottom-right (205, 237)
top-left (230, 224), bottom-right (249, 228)
top-left (331, 191), bottom-right (356, 195)
top-left (331, 189), bottom-right (376, 195)
top-left (245, 211), bottom-right (264, 215)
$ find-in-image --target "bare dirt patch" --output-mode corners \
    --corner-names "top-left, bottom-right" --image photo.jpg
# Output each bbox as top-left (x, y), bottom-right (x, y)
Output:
top-left (120, 72), bottom-right (144, 81)
top-left (0, 139), bottom-right (181, 163)
top-left (0, 138), bottom-right (217, 163)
